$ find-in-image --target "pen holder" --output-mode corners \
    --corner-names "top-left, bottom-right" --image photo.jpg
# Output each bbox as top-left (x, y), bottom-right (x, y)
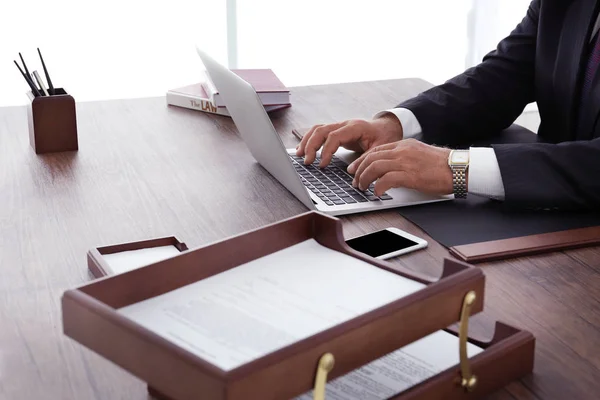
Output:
top-left (26, 88), bottom-right (78, 154)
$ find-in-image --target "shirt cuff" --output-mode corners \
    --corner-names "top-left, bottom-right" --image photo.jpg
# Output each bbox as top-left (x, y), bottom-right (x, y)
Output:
top-left (468, 147), bottom-right (506, 200)
top-left (374, 108), bottom-right (422, 139)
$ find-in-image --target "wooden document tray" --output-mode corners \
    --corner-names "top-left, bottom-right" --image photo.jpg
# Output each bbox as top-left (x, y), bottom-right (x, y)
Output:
top-left (88, 235), bottom-right (189, 278)
top-left (62, 212), bottom-right (534, 400)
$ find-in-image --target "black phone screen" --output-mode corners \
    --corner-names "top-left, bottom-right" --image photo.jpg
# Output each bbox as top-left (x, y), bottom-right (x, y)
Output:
top-left (345, 229), bottom-right (418, 258)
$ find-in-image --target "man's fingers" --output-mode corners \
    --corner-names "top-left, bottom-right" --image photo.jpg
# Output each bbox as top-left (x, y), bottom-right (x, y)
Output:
top-left (303, 123), bottom-right (344, 165)
top-left (347, 142), bottom-right (396, 174)
top-left (357, 159), bottom-right (399, 191)
top-left (319, 125), bottom-right (359, 167)
top-left (373, 171), bottom-right (409, 196)
top-left (296, 125), bottom-right (322, 156)
top-left (352, 149), bottom-right (397, 188)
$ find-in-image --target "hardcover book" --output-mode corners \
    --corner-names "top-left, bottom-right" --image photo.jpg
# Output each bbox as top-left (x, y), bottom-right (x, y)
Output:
top-left (202, 69), bottom-right (291, 107)
top-left (166, 83), bottom-right (289, 116)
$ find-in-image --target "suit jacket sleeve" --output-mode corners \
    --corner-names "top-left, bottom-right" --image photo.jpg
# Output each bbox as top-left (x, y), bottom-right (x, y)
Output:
top-left (493, 139), bottom-right (600, 210)
top-left (398, 0), bottom-right (539, 145)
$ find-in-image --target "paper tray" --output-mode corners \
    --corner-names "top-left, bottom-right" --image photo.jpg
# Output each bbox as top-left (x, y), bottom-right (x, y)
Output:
top-left (88, 235), bottom-right (188, 278)
top-left (396, 322), bottom-right (534, 399)
top-left (62, 211), bottom-right (532, 400)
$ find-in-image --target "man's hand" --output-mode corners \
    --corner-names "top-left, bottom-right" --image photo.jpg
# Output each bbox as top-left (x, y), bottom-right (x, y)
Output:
top-left (296, 115), bottom-right (403, 167)
top-left (347, 139), bottom-right (454, 196)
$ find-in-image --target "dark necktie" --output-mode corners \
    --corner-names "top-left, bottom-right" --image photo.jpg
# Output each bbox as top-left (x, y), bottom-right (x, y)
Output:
top-left (576, 30), bottom-right (600, 137)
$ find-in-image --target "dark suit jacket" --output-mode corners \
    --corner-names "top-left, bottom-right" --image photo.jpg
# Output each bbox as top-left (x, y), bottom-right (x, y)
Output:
top-left (398, 0), bottom-right (600, 210)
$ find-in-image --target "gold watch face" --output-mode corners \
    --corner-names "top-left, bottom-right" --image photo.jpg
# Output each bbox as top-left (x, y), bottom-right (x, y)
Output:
top-left (450, 150), bottom-right (470, 166)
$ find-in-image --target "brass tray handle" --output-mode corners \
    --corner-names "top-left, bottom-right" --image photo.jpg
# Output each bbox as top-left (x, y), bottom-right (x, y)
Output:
top-left (459, 290), bottom-right (478, 391)
top-left (313, 353), bottom-right (335, 400)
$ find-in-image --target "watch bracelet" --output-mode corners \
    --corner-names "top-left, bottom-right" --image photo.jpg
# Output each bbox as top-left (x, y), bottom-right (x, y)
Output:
top-left (452, 167), bottom-right (467, 198)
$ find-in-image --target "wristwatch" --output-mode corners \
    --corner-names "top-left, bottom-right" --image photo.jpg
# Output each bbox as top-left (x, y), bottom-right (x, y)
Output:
top-left (448, 150), bottom-right (470, 199)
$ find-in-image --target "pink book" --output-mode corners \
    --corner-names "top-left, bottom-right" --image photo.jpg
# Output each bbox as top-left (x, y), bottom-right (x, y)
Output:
top-left (166, 83), bottom-right (290, 117)
top-left (202, 69), bottom-right (291, 107)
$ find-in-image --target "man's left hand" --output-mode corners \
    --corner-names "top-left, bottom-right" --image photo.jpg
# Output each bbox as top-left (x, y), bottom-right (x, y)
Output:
top-left (347, 139), bottom-right (455, 196)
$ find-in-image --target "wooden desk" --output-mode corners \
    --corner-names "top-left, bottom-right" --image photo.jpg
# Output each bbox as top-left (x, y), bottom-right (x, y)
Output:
top-left (0, 79), bottom-right (598, 400)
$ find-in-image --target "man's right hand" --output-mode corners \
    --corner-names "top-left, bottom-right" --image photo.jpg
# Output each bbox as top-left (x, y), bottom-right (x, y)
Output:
top-left (295, 115), bottom-right (404, 168)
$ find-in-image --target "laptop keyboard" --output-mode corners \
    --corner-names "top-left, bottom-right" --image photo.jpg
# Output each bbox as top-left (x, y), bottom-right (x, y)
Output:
top-left (289, 154), bottom-right (392, 206)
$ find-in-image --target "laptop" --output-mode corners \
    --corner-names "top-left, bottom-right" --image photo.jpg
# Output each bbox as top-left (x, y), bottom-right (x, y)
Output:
top-left (196, 48), bottom-right (450, 216)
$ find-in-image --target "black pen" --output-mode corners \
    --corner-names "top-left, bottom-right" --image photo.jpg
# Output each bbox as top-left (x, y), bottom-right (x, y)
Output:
top-left (37, 48), bottom-right (55, 95)
top-left (14, 60), bottom-right (41, 97)
top-left (19, 53), bottom-right (32, 82)
top-left (19, 53), bottom-right (41, 93)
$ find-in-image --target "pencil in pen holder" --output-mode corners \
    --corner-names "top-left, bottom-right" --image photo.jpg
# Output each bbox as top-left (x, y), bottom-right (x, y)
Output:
top-left (26, 88), bottom-right (78, 154)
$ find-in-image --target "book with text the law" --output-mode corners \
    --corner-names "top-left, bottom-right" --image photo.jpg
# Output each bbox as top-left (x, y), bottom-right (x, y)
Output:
top-left (202, 69), bottom-right (291, 107)
top-left (166, 83), bottom-right (290, 116)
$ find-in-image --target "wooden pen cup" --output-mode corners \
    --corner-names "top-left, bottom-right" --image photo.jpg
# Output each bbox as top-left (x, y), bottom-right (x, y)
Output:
top-left (26, 88), bottom-right (78, 154)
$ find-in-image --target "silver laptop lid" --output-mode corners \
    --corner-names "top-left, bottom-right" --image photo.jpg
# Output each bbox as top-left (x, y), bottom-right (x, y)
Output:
top-left (196, 47), bottom-right (315, 210)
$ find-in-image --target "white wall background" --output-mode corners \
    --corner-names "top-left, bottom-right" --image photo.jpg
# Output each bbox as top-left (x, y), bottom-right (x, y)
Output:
top-left (236, 0), bottom-right (473, 86)
top-left (0, 0), bottom-right (533, 107)
top-left (0, 0), bottom-right (228, 106)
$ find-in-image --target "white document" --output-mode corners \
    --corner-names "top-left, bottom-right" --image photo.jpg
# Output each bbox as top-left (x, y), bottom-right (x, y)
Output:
top-left (119, 239), bottom-right (426, 371)
top-left (102, 245), bottom-right (181, 275)
top-left (296, 330), bottom-right (483, 400)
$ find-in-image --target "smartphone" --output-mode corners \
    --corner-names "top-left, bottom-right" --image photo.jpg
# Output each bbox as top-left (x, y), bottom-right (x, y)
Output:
top-left (345, 228), bottom-right (428, 260)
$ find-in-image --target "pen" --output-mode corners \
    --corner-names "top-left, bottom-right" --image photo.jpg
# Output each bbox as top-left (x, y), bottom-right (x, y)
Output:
top-left (20, 52), bottom-right (43, 93)
top-left (37, 48), bottom-right (55, 95)
top-left (33, 70), bottom-right (49, 96)
top-left (19, 53), bottom-right (32, 83)
top-left (14, 60), bottom-right (41, 97)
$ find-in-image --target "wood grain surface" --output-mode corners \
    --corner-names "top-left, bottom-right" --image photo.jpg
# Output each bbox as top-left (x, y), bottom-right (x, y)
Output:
top-left (0, 78), bottom-right (598, 399)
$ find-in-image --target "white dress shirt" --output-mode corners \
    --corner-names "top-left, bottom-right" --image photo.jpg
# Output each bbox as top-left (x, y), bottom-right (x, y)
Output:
top-left (378, 15), bottom-right (600, 200)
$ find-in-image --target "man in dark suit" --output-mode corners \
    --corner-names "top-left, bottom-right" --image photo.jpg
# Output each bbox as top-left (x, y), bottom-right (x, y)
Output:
top-left (296, 0), bottom-right (600, 210)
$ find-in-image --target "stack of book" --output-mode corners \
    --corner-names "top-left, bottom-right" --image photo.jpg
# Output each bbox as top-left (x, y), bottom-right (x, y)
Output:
top-left (166, 69), bottom-right (291, 117)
